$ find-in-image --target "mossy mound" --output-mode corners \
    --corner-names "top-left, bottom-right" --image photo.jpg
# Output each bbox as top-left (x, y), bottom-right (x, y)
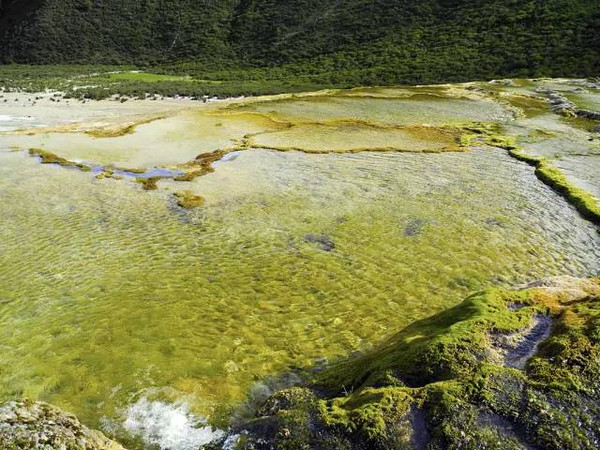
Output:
top-left (136, 176), bottom-right (163, 191)
top-left (232, 277), bottom-right (600, 449)
top-left (0, 400), bottom-right (124, 450)
top-left (174, 191), bottom-right (205, 209)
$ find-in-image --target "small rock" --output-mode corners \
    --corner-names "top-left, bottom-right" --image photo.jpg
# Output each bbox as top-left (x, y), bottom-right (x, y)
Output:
top-left (0, 400), bottom-right (124, 449)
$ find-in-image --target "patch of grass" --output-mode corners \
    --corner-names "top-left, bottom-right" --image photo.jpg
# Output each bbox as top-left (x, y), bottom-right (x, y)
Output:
top-left (106, 72), bottom-right (194, 83)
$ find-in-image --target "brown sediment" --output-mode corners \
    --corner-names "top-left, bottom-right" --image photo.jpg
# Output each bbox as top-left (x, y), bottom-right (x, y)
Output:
top-left (84, 114), bottom-right (168, 138)
top-left (115, 166), bottom-right (146, 174)
top-left (172, 150), bottom-right (227, 182)
top-left (206, 109), bottom-right (294, 129)
top-left (249, 144), bottom-right (466, 154)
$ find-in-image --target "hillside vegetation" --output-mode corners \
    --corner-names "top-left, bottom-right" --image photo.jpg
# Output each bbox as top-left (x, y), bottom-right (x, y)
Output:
top-left (1, 0), bottom-right (599, 87)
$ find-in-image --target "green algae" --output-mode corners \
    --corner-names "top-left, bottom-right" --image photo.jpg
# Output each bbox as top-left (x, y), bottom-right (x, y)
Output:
top-left (1, 146), bottom-right (599, 438)
top-left (249, 123), bottom-right (465, 154)
top-left (1, 80), bottom-right (600, 447)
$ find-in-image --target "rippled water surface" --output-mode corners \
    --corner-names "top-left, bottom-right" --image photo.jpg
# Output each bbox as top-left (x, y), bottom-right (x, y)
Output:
top-left (0, 81), bottom-right (599, 448)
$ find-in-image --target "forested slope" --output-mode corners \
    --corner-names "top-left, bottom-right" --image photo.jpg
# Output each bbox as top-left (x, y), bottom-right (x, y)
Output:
top-left (1, 0), bottom-right (599, 83)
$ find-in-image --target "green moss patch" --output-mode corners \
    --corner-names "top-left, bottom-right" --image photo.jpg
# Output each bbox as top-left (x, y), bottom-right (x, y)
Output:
top-left (535, 163), bottom-right (600, 225)
top-left (233, 278), bottom-right (600, 449)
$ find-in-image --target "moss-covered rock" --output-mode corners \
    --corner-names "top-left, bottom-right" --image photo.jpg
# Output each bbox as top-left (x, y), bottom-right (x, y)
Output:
top-left (233, 277), bottom-right (600, 449)
top-left (136, 176), bottom-right (163, 191)
top-left (0, 400), bottom-right (124, 450)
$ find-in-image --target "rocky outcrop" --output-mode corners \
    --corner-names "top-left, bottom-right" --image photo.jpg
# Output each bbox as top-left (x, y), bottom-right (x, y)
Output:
top-left (0, 400), bottom-right (124, 450)
top-left (577, 109), bottom-right (600, 121)
top-left (228, 277), bottom-right (600, 450)
top-left (537, 89), bottom-right (577, 116)
top-left (536, 88), bottom-right (600, 121)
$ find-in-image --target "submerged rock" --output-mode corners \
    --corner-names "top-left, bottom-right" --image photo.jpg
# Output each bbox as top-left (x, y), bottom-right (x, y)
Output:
top-left (304, 234), bottom-right (335, 252)
top-left (404, 218), bottom-right (427, 237)
top-left (537, 89), bottom-right (577, 116)
top-left (577, 109), bottom-right (600, 121)
top-left (0, 400), bottom-right (124, 449)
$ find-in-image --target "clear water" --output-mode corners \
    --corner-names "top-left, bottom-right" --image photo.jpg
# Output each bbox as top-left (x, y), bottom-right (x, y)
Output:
top-left (0, 82), bottom-right (599, 448)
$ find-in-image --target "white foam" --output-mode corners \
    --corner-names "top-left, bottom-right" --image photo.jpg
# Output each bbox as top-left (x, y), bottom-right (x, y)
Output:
top-left (123, 397), bottom-right (225, 450)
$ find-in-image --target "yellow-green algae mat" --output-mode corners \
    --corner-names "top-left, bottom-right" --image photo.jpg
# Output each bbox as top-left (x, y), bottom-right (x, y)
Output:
top-left (0, 80), bottom-right (599, 447)
top-left (233, 276), bottom-right (600, 449)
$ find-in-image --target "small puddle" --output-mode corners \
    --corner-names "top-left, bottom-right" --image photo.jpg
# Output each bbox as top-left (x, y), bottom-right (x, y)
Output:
top-left (505, 314), bottom-right (552, 369)
top-left (490, 314), bottom-right (553, 370)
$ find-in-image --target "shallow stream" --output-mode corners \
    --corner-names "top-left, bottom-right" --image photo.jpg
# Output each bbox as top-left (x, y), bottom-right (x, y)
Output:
top-left (0, 80), bottom-right (599, 448)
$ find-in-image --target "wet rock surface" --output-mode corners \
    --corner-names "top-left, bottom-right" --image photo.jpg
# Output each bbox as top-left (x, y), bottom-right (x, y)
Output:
top-left (0, 400), bottom-right (124, 449)
top-left (577, 110), bottom-right (600, 121)
top-left (537, 88), bottom-right (600, 121)
top-left (489, 314), bottom-right (553, 370)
